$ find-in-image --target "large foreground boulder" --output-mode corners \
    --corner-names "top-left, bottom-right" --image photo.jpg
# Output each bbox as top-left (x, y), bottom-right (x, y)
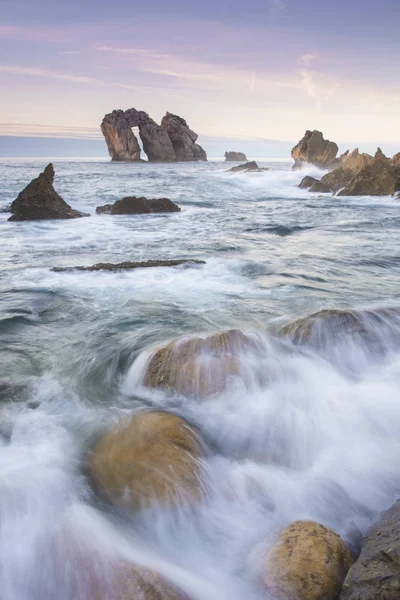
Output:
top-left (101, 107), bottom-right (207, 162)
top-left (143, 329), bottom-right (262, 399)
top-left (258, 521), bottom-right (353, 600)
top-left (291, 130), bottom-right (339, 170)
top-left (225, 151), bottom-right (248, 162)
top-left (340, 499), bottom-right (400, 600)
top-left (96, 196), bottom-right (180, 215)
top-left (9, 164), bottom-right (87, 221)
top-left (88, 411), bottom-right (205, 511)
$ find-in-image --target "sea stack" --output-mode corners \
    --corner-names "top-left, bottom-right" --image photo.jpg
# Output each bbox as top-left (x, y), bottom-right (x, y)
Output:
top-left (291, 130), bottom-right (339, 170)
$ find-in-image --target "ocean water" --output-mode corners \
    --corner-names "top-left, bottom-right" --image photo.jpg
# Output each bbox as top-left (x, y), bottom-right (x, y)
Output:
top-left (1, 157), bottom-right (400, 599)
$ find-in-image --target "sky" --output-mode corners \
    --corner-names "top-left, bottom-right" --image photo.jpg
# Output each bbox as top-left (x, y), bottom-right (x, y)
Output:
top-left (1, 0), bottom-right (400, 156)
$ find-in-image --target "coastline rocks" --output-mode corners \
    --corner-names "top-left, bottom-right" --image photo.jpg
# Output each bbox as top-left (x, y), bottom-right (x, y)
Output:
top-left (160, 113), bottom-right (207, 161)
top-left (52, 259), bottom-right (205, 272)
top-left (225, 151), bottom-right (248, 162)
top-left (96, 196), bottom-right (180, 215)
top-left (291, 130), bottom-right (339, 170)
top-left (258, 521), bottom-right (353, 600)
top-left (340, 499), bottom-right (400, 600)
top-left (143, 329), bottom-right (261, 399)
top-left (88, 411), bottom-right (205, 512)
top-left (337, 149), bottom-right (400, 196)
top-left (227, 161), bottom-right (267, 173)
top-left (101, 107), bottom-right (207, 162)
top-left (9, 164), bottom-right (87, 221)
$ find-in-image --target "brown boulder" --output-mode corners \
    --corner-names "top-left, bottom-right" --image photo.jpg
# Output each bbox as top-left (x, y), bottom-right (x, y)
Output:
top-left (299, 176), bottom-right (319, 189)
top-left (258, 520), bottom-right (353, 600)
top-left (291, 130), bottom-right (339, 170)
top-left (9, 164), bottom-right (87, 221)
top-left (96, 197), bottom-right (180, 215)
top-left (143, 329), bottom-right (261, 399)
top-left (227, 161), bottom-right (267, 173)
top-left (319, 167), bottom-right (355, 193)
top-left (88, 411), bottom-right (205, 511)
top-left (340, 499), bottom-right (400, 600)
top-left (225, 151), bottom-right (248, 162)
top-left (337, 149), bottom-right (400, 196)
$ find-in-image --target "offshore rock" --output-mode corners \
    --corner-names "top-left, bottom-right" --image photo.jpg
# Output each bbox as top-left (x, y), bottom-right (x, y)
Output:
top-left (101, 107), bottom-right (206, 162)
top-left (227, 161), bottom-right (268, 173)
top-left (96, 196), bottom-right (180, 215)
top-left (340, 499), bottom-right (400, 600)
top-left (88, 411), bottom-right (205, 512)
top-left (143, 329), bottom-right (263, 399)
top-left (258, 520), bottom-right (353, 600)
top-left (225, 151), bottom-right (248, 162)
top-left (291, 130), bottom-right (339, 170)
top-left (9, 164), bottom-right (87, 221)
top-left (160, 112), bottom-right (207, 161)
top-left (52, 259), bottom-right (205, 272)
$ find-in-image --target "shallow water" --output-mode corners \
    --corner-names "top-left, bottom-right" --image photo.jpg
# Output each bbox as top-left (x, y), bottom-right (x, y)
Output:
top-left (1, 157), bottom-right (400, 599)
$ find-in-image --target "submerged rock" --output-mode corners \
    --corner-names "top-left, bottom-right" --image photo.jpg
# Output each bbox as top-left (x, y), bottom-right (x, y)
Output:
top-left (143, 329), bottom-right (263, 399)
top-left (224, 151), bottom-right (248, 162)
top-left (291, 130), bottom-right (339, 170)
top-left (340, 499), bottom-right (400, 600)
top-left (96, 196), bottom-right (180, 215)
top-left (52, 259), bottom-right (205, 272)
top-left (9, 164), bottom-right (87, 221)
top-left (227, 161), bottom-right (267, 173)
top-left (101, 107), bottom-right (207, 162)
top-left (257, 520), bottom-right (353, 600)
top-left (88, 411), bottom-right (205, 511)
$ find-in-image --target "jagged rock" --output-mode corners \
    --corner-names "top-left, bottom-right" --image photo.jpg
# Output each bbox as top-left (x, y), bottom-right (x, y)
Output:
top-left (225, 151), bottom-right (248, 162)
top-left (257, 520), bottom-right (353, 600)
top-left (101, 107), bottom-right (206, 162)
top-left (8, 164), bottom-right (87, 221)
top-left (340, 499), bottom-right (400, 600)
top-left (337, 148), bottom-right (400, 196)
top-left (88, 411), bottom-right (205, 511)
top-left (96, 196), bottom-right (180, 215)
top-left (292, 130), bottom-right (339, 170)
top-left (143, 329), bottom-right (262, 399)
top-left (319, 167), bottom-right (355, 193)
top-left (310, 180), bottom-right (332, 193)
top-left (160, 112), bottom-right (207, 161)
top-left (299, 176), bottom-right (319, 189)
top-left (227, 161), bottom-right (267, 173)
top-left (52, 259), bottom-right (205, 272)
top-left (391, 152), bottom-right (400, 167)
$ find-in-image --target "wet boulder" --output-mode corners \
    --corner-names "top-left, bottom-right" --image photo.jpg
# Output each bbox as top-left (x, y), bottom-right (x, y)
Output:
top-left (291, 130), bottom-right (339, 170)
top-left (299, 175), bottom-right (320, 189)
top-left (340, 499), bottom-right (400, 600)
top-left (88, 411), bottom-right (205, 511)
top-left (227, 161), bottom-right (267, 173)
top-left (143, 329), bottom-right (262, 399)
top-left (299, 176), bottom-right (332, 193)
top-left (96, 196), bottom-right (180, 215)
top-left (9, 164), bottom-right (87, 221)
top-left (257, 520), bottom-right (353, 600)
top-left (225, 151), bottom-right (248, 162)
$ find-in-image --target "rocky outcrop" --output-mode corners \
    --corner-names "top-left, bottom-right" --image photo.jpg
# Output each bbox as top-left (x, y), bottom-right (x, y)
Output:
top-left (257, 520), bottom-right (353, 600)
top-left (88, 411), bottom-right (205, 511)
top-left (227, 161), bottom-right (268, 173)
top-left (225, 151), bottom-right (248, 162)
top-left (8, 164), bottom-right (87, 221)
top-left (160, 112), bottom-right (207, 161)
top-left (340, 499), bottom-right (400, 600)
top-left (101, 107), bottom-right (207, 162)
top-left (143, 329), bottom-right (262, 399)
top-left (96, 196), bottom-right (180, 215)
top-left (52, 259), bottom-right (205, 272)
top-left (292, 130), bottom-right (339, 170)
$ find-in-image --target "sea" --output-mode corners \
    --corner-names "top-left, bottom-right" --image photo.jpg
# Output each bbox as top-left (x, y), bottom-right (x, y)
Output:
top-left (1, 157), bottom-right (400, 599)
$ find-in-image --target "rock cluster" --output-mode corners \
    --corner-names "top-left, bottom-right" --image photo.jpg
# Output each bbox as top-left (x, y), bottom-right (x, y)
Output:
top-left (225, 151), bottom-right (248, 162)
top-left (8, 164), bottom-right (87, 221)
top-left (101, 108), bottom-right (207, 162)
top-left (96, 196), bottom-right (180, 215)
top-left (292, 130), bottom-right (339, 170)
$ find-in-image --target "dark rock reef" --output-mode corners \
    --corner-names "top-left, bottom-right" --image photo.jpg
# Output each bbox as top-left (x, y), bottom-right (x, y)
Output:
top-left (292, 130), bottom-right (339, 170)
top-left (52, 259), bottom-right (205, 272)
top-left (227, 161), bottom-right (268, 173)
top-left (340, 499), bottom-right (400, 600)
top-left (101, 107), bottom-right (207, 162)
top-left (9, 164), bottom-right (87, 221)
top-left (225, 151), bottom-right (248, 162)
top-left (96, 196), bottom-right (180, 215)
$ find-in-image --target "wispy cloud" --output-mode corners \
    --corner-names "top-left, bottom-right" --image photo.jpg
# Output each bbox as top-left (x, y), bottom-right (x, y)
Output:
top-left (0, 123), bottom-right (102, 139)
top-left (57, 50), bottom-right (81, 56)
top-left (298, 54), bottom-right (317, 66)
top-left (94, 46), bottom-right (170, 60)
top-left (0, 25), bottom-right (71, 42)
top-left (270, 0), bottom-right (286, 9)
